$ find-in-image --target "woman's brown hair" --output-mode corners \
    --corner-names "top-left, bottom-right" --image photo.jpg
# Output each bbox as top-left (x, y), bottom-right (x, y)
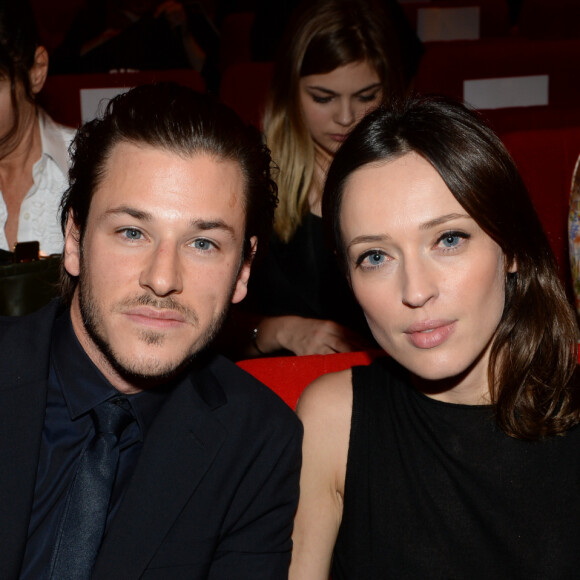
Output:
top-left (323, 94), bottom-right (580, 440)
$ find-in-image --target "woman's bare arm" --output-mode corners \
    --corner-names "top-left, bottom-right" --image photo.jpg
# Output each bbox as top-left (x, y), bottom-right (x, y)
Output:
top-left (290, 369), bottom-right (353, 579)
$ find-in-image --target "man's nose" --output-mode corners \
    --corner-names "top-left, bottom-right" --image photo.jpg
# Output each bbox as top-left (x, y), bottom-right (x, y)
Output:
top-left (139, 243), bottom-right (183, 297)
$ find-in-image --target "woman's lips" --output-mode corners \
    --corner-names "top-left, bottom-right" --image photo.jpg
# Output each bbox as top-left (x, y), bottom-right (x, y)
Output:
top-left (404, 320), bottom-right (457, 349)
top-left (329, 133), bottom-right (348, 142)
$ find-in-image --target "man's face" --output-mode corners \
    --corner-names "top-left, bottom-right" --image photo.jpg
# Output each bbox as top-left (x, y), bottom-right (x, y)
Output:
top-left (64, 142), bottom-right (254, 394)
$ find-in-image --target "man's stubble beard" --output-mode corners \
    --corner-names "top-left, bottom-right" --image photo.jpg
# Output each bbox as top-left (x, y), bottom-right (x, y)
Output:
top-left (77, 260), bottom-right (236, 388)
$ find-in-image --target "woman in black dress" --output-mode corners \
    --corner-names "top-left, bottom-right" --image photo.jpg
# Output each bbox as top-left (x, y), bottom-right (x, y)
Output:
top-left (290, 95), bottom-right (580, 579)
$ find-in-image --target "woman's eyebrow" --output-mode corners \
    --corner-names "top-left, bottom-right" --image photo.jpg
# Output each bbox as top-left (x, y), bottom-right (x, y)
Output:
top-left (346, 214), bottom-right (473, 250)
top-left (419, 213), bottom-right (471, 230)
top-left (305, 85), bottom-right (338, 95)
top-left (347, 233), bottom-right (391, 251)
top-left (353, 82), bottom-right (382, 96)
top-left (306, 82), bottom-right (382, 96)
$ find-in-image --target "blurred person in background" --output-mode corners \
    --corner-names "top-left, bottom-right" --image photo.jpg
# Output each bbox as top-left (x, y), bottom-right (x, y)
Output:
top-left (229, 0), bottom-right (413, 358)
top-left (50, 0), bottom-right (219, 85)
top-left (0, 0), bottom-right (75, 256)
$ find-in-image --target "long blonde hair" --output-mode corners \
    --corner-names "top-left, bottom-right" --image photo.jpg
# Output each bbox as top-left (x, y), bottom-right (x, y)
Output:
top-left (264, 0), bottom-right (405, 242)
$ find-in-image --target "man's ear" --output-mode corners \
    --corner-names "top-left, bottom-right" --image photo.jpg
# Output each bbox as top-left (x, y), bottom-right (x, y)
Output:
top-left (507, 257), bottom-right (518, 274)
top-left (231, 236), bottom-right (258, 304)
top-left (63, 210), bottom-right (81, 277)
top-left (29, 46), bottom-right (49, 96)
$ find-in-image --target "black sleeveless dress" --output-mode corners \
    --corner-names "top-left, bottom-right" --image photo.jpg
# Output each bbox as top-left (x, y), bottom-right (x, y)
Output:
top-left (332, 357), bottom-right (580, 580)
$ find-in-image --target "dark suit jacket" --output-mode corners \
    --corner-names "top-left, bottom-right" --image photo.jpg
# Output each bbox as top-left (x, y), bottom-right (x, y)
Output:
top-left (0, 301), bottom-right (302, 579)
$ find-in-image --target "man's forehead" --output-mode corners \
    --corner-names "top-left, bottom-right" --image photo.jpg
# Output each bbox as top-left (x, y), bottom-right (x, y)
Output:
top-left (90, 142), bottom-right (248, 226)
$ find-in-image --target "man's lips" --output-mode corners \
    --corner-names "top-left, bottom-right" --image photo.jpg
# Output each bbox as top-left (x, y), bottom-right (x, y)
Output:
top-left (404, 320), bottom-right (457, 349)
top-left (124, 306), bottom-right (187, 327)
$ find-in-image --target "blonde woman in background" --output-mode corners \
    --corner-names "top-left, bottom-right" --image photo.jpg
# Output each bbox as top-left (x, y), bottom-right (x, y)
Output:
top-left (237, 0), bottom-right (418, 358)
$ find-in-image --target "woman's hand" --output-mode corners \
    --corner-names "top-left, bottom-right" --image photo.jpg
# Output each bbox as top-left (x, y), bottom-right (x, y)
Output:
top-left (256, 315), bottom-right (369, 356)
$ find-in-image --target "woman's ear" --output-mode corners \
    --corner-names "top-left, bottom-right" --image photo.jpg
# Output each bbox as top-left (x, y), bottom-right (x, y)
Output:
top-left (29, 46), bottom-right (49, 96)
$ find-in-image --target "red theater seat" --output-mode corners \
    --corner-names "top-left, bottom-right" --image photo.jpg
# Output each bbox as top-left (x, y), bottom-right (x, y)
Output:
top-left (219, 61), bottom-right (274, 128)
top-left (517, 0), bottom-right (580, 39)
top-left (401, 0), bottom-right (510, 40)
top-left (413, 37), bottom-right (580, 135)
top-left (501, 126), bottom-right (580, 289)
top-left (237, 351), bottom-right (381, 409)
top-left (40, 69), bottom-right (206, 128)
top-left (218, 12), bottom-right (255, 72)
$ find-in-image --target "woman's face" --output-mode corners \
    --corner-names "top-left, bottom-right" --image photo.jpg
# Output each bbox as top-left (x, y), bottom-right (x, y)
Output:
top-left (298, 60), bottom-right (382, 158)
top-left (0, 74), bottom-right (20, 157)
top-left (340, 152), bottom-right (513, 403)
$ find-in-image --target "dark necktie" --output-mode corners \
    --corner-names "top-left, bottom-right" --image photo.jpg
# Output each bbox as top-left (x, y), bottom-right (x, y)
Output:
top-left (48, 397), bottom-right (135, 580)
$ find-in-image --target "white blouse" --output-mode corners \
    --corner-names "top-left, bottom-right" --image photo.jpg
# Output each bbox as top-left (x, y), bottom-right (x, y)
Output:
top-left (0, 110), bottom-right (75, 255)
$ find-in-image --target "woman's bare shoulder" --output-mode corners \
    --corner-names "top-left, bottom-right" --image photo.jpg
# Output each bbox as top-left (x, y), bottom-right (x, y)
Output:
top-left (296, 367), bottom-right (353, 425)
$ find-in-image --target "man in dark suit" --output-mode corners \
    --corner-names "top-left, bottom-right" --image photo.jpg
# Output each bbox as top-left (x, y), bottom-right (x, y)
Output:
top-left (0, 83), bottom-right (302, 579)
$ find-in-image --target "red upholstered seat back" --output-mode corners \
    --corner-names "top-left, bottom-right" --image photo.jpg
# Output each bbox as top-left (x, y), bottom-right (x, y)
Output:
top-left (413, 37), bottom-right (580, 135)
top-left (237, 351), bottom-right (381, 409)
top-left (219, 61), bottom-right (275, 129)
top-left (40, 69), bottom-right (206, 128)
top-left (500, 126), bottom-right (580, 288)
top-left (401, 0), bottom-right (511, 40)
top-left (218, 12), bottom-right (255, 72)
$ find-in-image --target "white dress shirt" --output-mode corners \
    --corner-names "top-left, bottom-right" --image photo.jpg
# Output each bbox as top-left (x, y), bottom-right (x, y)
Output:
top-left (0, 110), bottom-right (75, 255)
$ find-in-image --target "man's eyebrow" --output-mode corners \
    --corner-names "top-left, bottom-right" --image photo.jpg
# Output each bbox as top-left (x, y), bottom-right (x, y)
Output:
top-left (103, 207), bottom-right (237, 237)
top-left (192, 219), bottom-right (236, 237)
top-left (104, 206), bottom-right (153, 221)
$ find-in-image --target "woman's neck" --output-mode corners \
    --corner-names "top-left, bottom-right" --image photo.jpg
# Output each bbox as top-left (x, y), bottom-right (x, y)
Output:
top-left (0, 105), bottom-right (41, 180)
top-left (308, 143), bottom-right (334, 216)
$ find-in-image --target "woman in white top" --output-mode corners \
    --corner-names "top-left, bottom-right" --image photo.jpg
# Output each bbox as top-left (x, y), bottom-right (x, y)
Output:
top-left (0, 1), bottom-right (74, 255)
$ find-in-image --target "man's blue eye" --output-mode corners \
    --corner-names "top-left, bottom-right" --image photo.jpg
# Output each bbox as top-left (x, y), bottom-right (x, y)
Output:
top-left (124, 229), bottom-right (142, 240)
top-left (193, 239), bottom-right (212, 250)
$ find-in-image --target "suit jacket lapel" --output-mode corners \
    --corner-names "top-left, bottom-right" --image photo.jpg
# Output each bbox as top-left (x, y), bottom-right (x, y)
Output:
top-left (94, 363), bottom-right (227, 578)
top-left (0, 301), bottom-right (60, 579)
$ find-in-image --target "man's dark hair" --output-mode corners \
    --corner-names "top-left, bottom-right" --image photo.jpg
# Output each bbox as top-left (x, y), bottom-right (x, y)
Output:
top-left (60, 82), bottom-right (278, 304)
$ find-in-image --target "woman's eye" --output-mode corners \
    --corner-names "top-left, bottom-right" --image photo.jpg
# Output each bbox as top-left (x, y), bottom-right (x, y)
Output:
top-left (359, 92), bottom-right (379, 103)
top-left (122, 228), bottom-right (142, 241)
top-left (436, 231), bottom-right (469, 250)
top-left (312, 95), bottom-right (332, 104)
top-left (357, 250), bottom-right (387, 269)
top-left (367, 252), bottom-right (385, 265)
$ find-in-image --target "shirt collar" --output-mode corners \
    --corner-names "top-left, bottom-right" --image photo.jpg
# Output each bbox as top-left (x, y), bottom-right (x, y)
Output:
top-left (37, 109), bottom-right (70, 175)
top-left (50, 309), bottom-right (170, 436)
